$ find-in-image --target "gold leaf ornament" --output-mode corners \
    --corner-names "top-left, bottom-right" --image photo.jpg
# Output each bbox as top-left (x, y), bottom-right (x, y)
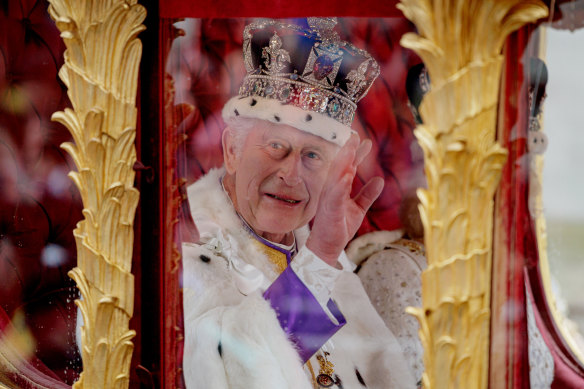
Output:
top-left (47, 0), bottom-right (146, 387)
top-left (398, 0), bottom-right (548, 388)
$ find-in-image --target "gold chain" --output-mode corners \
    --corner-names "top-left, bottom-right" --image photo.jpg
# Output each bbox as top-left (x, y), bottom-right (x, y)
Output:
top-left (317, 351), bottom-right (335, 376)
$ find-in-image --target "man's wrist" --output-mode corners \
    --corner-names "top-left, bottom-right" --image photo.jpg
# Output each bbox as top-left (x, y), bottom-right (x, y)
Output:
top-left (305, 237), bottom-right (343, 267)
top-left (290, 245), bottom-right (345, 308)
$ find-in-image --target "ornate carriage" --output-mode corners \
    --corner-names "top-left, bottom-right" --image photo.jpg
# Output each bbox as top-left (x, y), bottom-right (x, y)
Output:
top-left (1, 0), bottom-right (583, 388)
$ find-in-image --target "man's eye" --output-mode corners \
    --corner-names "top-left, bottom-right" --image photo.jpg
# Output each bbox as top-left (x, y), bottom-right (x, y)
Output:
top-left (265, 142), bottom-right (288, 158)
top-left (305, 151), bottom-right (320, 160)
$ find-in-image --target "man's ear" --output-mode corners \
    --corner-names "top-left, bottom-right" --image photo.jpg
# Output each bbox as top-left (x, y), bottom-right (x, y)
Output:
top-left (222, 127), bottom-right (238, 175)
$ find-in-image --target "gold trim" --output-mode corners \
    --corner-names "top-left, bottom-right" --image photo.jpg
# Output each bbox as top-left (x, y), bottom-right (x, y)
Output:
top-left (251, 239), bottom-right (288, 274)
top-left (47, 0), bottom-right (146, 387)
top-left (397, 1), bottom-right (547, 388)
top-left (306, 360), bottom-right (319, 389)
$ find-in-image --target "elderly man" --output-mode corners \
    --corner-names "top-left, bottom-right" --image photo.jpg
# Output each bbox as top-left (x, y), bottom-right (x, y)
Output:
top-left (182, 18), bottom-right (415, 389)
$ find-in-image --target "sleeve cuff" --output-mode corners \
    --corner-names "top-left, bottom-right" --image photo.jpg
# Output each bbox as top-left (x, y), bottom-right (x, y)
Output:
top-left (290, 246), bottom-right (350, 308)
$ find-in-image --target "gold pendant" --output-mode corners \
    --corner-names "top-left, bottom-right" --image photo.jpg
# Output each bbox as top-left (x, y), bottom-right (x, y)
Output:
top-left (316, 373), bottom-right (335, 387)
top-left (316, 351), bottom-right (336, 387)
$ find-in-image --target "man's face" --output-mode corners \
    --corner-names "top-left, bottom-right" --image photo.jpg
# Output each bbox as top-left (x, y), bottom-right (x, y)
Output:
top-left (225, 120), bottom-right (338, 240)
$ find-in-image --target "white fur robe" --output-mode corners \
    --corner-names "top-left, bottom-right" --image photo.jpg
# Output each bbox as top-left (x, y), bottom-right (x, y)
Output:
top-left (182, 168), bottom-right (415, 388)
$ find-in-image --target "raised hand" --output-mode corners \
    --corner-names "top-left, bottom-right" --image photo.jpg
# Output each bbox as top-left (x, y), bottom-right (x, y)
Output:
top-left (306, 134), bottom-right (384, 267)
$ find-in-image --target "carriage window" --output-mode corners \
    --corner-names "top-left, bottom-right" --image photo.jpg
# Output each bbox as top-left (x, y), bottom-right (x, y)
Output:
top-left (0, 1), bottom-right (82, 385)
top-left (539, 25), bottom-right (584, 356)
top-left (164, 17), bottom-right (428, 387)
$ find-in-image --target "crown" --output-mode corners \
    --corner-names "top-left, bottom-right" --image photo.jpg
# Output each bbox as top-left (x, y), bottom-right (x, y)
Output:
top-left (222, 18), bottom-right (380, 146)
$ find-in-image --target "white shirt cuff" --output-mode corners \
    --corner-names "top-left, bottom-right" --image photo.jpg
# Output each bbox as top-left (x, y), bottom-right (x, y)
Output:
top-left (290, 246), bottom-right (353, 308)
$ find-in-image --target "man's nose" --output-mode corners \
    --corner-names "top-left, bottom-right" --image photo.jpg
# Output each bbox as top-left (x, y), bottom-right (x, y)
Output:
top-left (278, 154), bottom-right (302, 186)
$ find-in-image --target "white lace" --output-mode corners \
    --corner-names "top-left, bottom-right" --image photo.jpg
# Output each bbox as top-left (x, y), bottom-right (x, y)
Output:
top-left (526, 285), bottom-right (554, 389)
top-left (357, 244), bottom-right (425, 383)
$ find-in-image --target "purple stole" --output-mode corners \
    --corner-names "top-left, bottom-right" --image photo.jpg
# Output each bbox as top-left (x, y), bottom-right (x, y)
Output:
top-left (247, 229), bottom-right (347, 363)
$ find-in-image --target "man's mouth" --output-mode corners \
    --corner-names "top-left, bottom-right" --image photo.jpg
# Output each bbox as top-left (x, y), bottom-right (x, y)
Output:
top-left (265, 193), bottom-right (301, 204)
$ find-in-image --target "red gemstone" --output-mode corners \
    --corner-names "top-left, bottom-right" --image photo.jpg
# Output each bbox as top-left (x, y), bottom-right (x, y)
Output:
top-left (316, 374), bottom-right (334, 387)
top-left (313, 55), bottom-right (334, 80)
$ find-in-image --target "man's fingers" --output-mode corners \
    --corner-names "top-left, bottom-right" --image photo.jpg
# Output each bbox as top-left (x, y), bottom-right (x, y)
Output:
top-left (353, 176), bottom-right (384, 212)
top-left (335, 133), bottom-right (359, 164)
top-left (354, 139), bottom-right (372, 167)
top-left (323, 173), bottom-right (352, 211)
top-left (326, 134), bottom-right (359, 184)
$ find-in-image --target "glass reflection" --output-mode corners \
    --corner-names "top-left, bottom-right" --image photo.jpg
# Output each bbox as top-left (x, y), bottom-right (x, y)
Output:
top-left (0, 0), bottom-right (82, 385)
top-left (541, 26), bottom-right (584, 353)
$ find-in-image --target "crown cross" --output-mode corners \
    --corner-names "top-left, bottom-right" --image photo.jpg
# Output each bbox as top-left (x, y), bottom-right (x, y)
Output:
top-left (262, 33), bottom-right (291, 74)
top-left (346, 60), bottom-right (371, 101)
top-left (307, 17), bottom-right (340, 48)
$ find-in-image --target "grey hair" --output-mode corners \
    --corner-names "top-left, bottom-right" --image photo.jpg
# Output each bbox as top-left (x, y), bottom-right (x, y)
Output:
top-left (223, 116), bottom-right (261, 158)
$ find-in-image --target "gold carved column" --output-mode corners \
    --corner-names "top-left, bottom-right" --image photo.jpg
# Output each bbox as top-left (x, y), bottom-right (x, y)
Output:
top-left (47, 0), bottom-right (146, 388)
top-left (397, 1), bottom-right (547, 388)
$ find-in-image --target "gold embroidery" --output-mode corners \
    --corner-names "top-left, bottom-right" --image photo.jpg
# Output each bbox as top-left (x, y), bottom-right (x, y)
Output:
top-left (316, 351), bottom-right (335, 376)
top-left (251, 239), bottom-right (288, 274)
top-left (394, 238), bottom-right (425, 256)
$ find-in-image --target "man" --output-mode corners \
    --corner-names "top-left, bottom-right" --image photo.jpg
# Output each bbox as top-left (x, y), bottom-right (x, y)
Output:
top-left (182, 18), bottom-right (415, 388)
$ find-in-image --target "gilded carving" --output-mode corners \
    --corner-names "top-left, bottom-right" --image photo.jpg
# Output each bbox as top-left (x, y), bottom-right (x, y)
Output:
top-left (47, 0), bottom-right (146, 388)
top-left (397, 1), bottom-right (548, 388)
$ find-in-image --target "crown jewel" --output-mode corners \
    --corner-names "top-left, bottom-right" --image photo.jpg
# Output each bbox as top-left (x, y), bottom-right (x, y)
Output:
top-left (239, 19), bottom-right (380, 127)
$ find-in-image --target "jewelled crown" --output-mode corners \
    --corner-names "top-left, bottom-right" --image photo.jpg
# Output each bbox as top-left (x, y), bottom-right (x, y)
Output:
top-left (222, 18), bottom-right (380, 146)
